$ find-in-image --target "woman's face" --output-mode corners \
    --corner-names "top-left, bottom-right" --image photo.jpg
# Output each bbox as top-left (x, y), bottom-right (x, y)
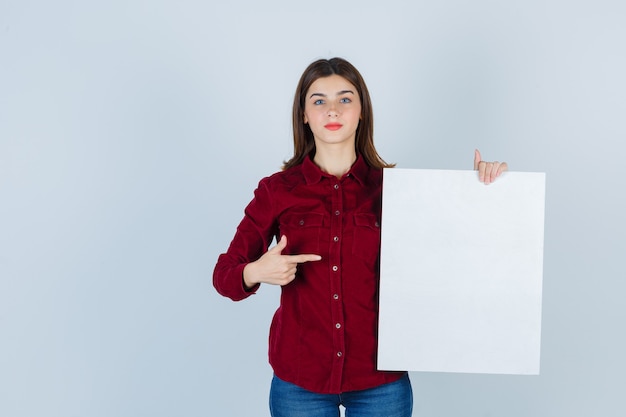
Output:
top-left (303, 74), bottom-right (362, 149)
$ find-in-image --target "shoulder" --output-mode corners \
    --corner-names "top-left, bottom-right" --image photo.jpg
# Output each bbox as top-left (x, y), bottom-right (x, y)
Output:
top-left (368, 166), bottom-right (383, 182)
top-left (361, 164), bottom-right (383, 189)
top-left (257, 164), bottom-right (306, 191)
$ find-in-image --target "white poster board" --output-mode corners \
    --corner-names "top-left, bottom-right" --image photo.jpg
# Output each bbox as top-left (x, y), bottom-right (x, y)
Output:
top-left (378, 169), bottom-right (545, 375)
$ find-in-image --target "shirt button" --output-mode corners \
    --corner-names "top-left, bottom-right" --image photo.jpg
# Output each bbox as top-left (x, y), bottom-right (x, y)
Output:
top-left (337, 351), bottom-right (343, 357)
top-left (299, 219), bottom-right (305, 226)
top-left (335, 323), bottom-right (341, 329)
top-left (334, 184), bottom-right (339, 190)
top-left (332, 265), bottom-right (338, 272)
top-left (333, 294), bottom-right (339, 300)
top-left (335, 210), bottom-right (340, 216)
top-left (333, 236), bottom-right (339, 242)
top-left (375, 221), bottom-right (380, 228)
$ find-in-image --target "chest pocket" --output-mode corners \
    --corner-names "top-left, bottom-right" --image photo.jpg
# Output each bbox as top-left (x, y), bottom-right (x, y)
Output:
top-left (352, 213), bottom-right (381, 267)
top-left (278, 212), bottom-right (325, 255)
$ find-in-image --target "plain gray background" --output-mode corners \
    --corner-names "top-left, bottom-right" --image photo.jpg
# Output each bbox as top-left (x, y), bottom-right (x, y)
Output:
top-left (1, 1), bottom-right (624, 416)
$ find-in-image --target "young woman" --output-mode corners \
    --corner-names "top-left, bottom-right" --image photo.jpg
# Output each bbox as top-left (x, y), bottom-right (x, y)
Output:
top-left (213, 57), bottom-right (507, 417)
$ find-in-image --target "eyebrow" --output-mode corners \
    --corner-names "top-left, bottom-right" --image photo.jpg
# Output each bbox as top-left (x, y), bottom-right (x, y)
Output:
top-left (309, 90), bottom-right (355, 99)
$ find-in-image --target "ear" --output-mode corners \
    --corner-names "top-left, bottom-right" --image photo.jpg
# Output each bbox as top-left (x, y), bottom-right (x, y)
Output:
top-left (303, 114), bottom-right (308, 124)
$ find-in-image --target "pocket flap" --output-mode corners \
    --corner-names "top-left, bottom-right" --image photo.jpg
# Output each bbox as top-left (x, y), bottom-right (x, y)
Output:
top-left (283, 212), bottom-right (325, 228)
top-left (354, 213), bottom-right (380, 229)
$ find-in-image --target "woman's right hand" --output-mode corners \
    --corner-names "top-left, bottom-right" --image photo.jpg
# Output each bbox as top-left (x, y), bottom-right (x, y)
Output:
top-left (243, 235), bottom-right (322, 288)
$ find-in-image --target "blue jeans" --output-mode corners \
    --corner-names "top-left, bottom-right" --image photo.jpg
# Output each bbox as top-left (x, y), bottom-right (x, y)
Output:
top-left (269, 373), bottom-right (413, 417)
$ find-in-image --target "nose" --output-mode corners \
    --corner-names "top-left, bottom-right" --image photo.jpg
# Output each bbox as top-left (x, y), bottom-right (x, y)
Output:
top-left (327, 103), bottom-right (339, 117)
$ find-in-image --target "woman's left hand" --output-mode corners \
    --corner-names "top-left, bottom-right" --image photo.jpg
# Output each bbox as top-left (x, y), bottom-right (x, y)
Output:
top-left (474, 149), bottom-right (508, 185)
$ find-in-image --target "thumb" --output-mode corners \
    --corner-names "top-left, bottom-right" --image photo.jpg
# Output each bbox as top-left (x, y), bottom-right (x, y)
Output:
top-left (473, 149), bottom-right (482, 170)
top-left (270, 235), bottom-right (288, 254)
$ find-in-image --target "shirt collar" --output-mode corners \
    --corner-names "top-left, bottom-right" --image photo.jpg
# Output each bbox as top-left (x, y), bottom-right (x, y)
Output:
top-left (302, 154), bottom-right (369, 186)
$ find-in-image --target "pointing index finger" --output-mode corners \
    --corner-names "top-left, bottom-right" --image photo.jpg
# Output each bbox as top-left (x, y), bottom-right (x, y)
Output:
top-left (289, 254), bottom-right (322, 264)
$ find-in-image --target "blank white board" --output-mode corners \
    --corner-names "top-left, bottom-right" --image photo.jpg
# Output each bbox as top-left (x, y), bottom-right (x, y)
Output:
top-left (378, 169), bottom-right (545, 375)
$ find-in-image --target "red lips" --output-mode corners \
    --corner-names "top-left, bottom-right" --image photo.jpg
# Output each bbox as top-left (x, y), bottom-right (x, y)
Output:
top-left (324, 123), bottom-right (343, 131)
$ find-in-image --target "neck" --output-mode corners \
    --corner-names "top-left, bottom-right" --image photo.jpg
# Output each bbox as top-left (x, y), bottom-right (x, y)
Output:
top-left (313, 145), bottom-right (357, 178)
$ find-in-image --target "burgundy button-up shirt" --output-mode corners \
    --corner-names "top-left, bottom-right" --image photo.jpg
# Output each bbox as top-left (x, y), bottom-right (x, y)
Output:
top-left (213, 155), bottom-right (405, 394)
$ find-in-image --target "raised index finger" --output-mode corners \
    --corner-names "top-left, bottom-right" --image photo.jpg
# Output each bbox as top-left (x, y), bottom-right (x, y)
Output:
top-left (473, 149), bottom-right (482, 170)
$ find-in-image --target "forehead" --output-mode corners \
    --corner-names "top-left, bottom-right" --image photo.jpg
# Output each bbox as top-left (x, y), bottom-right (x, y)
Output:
top-left (306, 74), bottom-right (359, 96)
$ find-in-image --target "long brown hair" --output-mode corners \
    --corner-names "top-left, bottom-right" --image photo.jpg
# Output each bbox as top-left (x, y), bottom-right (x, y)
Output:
top-left (283, 57), bottom-right (395, 170)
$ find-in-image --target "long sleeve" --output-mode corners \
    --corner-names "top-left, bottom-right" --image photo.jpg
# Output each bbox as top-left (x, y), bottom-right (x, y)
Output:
top-left (213, 178), bottom-right (278, 301)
